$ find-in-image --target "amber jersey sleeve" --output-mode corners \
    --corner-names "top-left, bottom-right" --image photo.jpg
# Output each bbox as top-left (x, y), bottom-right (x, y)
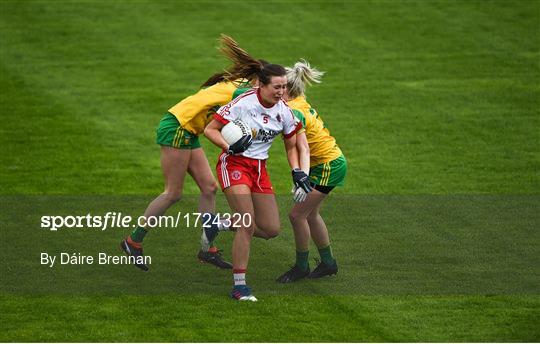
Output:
top-left (287, 96), bottom-right (342, 167)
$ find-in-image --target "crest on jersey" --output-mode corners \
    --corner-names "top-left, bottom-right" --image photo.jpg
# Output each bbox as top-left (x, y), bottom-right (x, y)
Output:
top-left (231, 170), bottom-right (242, 180)
top-left (276, 114), bottom-right (281, 123)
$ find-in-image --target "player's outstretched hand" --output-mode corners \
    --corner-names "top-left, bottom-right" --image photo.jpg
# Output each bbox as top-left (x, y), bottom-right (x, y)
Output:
top-left (292, 168), bottom-right (312, 193)
top-left (227, 135), bottom-right (252, 155)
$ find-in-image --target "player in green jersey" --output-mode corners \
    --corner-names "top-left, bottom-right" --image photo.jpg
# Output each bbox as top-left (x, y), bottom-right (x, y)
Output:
top-left (276, 60), bottom-right (348, 283)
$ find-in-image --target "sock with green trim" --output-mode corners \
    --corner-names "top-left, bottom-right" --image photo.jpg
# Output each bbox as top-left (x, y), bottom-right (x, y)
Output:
top-left (295, 250), bottom-right (309, 271)
top-left (129, 226), bottom-right (148, 243)
top-left (318, 245), bottom-right (336, 266)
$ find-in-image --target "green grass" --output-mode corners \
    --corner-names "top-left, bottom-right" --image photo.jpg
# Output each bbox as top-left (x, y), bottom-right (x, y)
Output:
top-left (1, 295), bottom-right (538, 342)
top-left (1, 0), bottom-right (539, 341)
top-left (2, 195), bottom-right (539, 341)
top-left (1, 0), bottom-right (538, 194)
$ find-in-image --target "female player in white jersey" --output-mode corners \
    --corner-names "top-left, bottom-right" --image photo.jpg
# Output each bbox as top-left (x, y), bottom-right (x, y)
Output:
top-left (120, 35), bottom-right (270, 271)
top-left (205, 56), bottom-right (312, 301)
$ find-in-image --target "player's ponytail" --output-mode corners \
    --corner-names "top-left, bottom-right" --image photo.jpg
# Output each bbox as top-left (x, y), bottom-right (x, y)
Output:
top-left (201, 34), bottom-right (265, 88)
top-left (202, 35), bottom-right (286, 87)
top-left (285, 59), bottom-right (324, 99)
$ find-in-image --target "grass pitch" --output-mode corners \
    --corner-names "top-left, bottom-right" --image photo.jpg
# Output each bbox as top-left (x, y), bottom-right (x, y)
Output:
top-left (1, 0), bottom-right (539, 342)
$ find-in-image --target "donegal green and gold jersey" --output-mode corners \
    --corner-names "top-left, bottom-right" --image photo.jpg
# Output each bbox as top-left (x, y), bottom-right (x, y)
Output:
top-left (287, 96), bottom-right (342, 167)
top-left (168, 80), bottom-right (247, 135)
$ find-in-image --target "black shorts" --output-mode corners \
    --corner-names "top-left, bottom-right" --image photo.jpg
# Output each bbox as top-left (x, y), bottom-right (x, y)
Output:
top-left (311, 183), bottom-right (335, 194)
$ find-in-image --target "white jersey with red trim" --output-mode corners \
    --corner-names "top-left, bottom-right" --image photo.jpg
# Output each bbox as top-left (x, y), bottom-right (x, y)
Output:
top-left (214, 88), bottom-right (301, 160)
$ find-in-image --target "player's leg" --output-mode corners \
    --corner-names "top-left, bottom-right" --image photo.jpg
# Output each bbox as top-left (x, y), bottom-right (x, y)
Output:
top-left (306, 189), bottom-right (338, 278)
top-left (121, 114), bottom-right (195, 270)
top-left (290, 190), bottom-right (327, 250)
top-left (276, 190), bottom-right (327, 283)
top-left (121, 145), bottom-right (191, 271)
top-left (224, 185), bottom-right (257, 301)
top-left (145, 146), bottom-right (191, 218)
top-left (250, 160), bottom-right (281, 239)
top-left (307, 201), bottom-right (330, 247)
top-left (187, 147), bottom-right (231, 269)
top-left (251, 193), bottom-right (281, 239)
top-left (188, 147), bottom-right (218, 214)
top-left (304, 156), bottom-right (346, 278)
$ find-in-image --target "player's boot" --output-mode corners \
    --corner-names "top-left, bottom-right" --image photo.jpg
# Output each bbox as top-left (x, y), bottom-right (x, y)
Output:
top-left (276, 265), bottom-right (310, 283)
top-left (230, 285), bottom-right (258, 302)
top-left (308, 260), bottom-right (338, 279)
top-left (120, 237), bottom-right (149, 271)
top-left (198, 247), bottom-right (233, 269)
top-left (200, 213), bottom-right (220, 251)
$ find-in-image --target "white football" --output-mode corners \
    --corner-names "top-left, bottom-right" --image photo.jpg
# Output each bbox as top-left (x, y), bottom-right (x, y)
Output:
top-left (221, 120), bottom-right (251, 145)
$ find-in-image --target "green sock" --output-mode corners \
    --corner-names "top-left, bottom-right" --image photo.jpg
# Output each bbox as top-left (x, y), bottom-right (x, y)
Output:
top-left (318, 245), bottom-right (336, 266)
top-left (130, 226), bottom-right (148, 243)
top-left (295, 250), bottom-right (309, 271)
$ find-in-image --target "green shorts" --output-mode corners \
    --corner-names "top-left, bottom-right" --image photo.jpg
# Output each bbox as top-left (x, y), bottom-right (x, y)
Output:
top-left (156, 113), bottom-right (201, 149)
top-left (309, 155), bottom-right (347, 187)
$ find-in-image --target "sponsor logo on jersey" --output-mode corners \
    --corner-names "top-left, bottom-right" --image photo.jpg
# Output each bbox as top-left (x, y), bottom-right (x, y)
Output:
top-left (256, 129), bottom-right (280, 143)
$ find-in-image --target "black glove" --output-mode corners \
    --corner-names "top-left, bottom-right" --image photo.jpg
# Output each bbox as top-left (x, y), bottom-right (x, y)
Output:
top-left (292, 168), bottom-right (313, 193)
top-left (227, 134), bottom-right (252, 155)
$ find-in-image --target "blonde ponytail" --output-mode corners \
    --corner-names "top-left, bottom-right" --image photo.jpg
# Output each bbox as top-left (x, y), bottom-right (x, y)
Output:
top-left (285, 59), bottom-right (324, 99)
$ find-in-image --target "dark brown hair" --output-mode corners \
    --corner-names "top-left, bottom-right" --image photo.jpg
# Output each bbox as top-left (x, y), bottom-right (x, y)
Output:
top-left (258, 63), bottom-right (286, 85)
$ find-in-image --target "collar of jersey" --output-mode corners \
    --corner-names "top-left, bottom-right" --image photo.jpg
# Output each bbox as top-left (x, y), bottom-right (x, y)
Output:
top-left (256, 88), bottom-right (276, 109)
